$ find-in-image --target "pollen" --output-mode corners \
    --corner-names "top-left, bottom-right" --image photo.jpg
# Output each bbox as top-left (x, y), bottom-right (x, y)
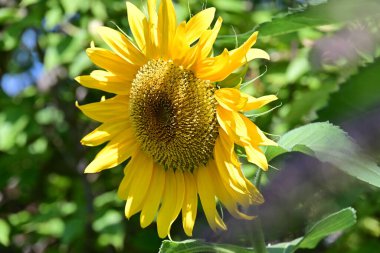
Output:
top-left (129, 59), bottom-right (218, 172)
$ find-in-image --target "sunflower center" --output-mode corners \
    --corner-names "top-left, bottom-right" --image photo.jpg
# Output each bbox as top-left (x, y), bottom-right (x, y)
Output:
top-left (130, 59), bottom-right (218, 172)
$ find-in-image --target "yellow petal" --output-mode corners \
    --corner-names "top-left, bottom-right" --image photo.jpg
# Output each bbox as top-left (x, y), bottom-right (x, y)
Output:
top-left (183, 17), bottom-right (222, 69)
top-left (217, 106), bottom-right (276, 170)
top-left (147, 0), bottom-right (159, 58)
top-left (216, 105), bottom-right (238, 141)
top-left (227, 31), bottom-right (258, 70)
top-left (84, 130), bottom-right (137, 173)
top-left (243, 176), bottom-right (264, 205)
top-left (214, 135), bottom-right (249, 195)
top-left (216, 88), bottom-right (278, 113)
top-left (244, 48), bottom-right (270, 62)
top-left (147, 0), bottom-right (157, 25)
top-left (215, 88), bottom-right (248, 111)
top-left (170, 21), bottom-right (188, 64)
top-left (185, 8), bottom-right (215, 44)
top-left (208, 160), bottom-right (251, 208)
top-left (96, 26), bottom-right (146, 66)
top-left (126, 2), bottom-right (149, 54)
top-left (217, 106), bottom-right (276, 147)
top-left (235, 112), bottom-right (277, 146)
top-left (182, 171), bottom-right (198, 236)
top-left (81, 120), bottom-right (130, 146)
top-left (195, 165), bottom-right (227, 231)
top-left (218, 127), bottom-right (240, 167)
top-left (172, 170), bottom-right (185, 236)
top-left (243, 143), bottom-right (269, 171)
top-left (86, 48), bottom-right (139, 78)
top-left (90, 70), bottom-right (136, 83)
top-left (76, 96), bottom-right (129, 122)
top-left (214, 144), bottom-right (261, 207)
top-left (140, 164), bottom-right (165, 228)
top-left (194, 49), bottom-right (230, 81)
top-left (118, 156), bottom-right (138, 200)
top-left (243, 94), bottom-right (278, 111)
top-left (157, 169), bottom-right (185, 238)
top-left (125, 152), bottom-right (154, 218)
top-left (208, 165), bottom-right (254, 220)
top-left (90, 69), bottom-right (132, 82)
top-left (75, 74), bottom-right (131, 95)
top-left (157, 0), bottom-right (176, 58)
top-left (191, 17), bottom-right (223, 70)
top-left (196, 32), bottom-right (259, 82)
top-left (197, 17), bottom-right (223, 61)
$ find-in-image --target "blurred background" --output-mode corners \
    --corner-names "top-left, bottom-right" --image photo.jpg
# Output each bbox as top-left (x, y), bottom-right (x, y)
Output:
top-left (0, 0), bottom-right (380, 252)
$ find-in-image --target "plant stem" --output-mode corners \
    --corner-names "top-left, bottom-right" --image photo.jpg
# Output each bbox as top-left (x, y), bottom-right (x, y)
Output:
top-left (251, 169), bottom-right (268, 253)
top-left (251, 214), bottom-right (268, 253)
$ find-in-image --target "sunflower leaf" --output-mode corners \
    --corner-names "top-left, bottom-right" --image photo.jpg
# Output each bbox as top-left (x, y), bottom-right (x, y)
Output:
top-left (266, 122), bottom-right (380, 188)
top-left (159, 208), bottom-right (356, 253)
top-left (216, 0), bottom-right (380, 46)
top-left (267, 207), bottom-right (357, 253)
top-left (298, 207), bottom-right (356, 249)
top-left (259, 0), bottom-right (380, 37)
top-left (317, 58), bottom-right (380, 122)
top-left (159, 239), bottom-right (253, 253)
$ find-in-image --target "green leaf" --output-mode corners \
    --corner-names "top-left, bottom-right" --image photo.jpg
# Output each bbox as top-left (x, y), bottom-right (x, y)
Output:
top-left (0, 26), bottom-right (22, 50)
top-left (0, 8), bottom-right (20, 23)
top-left (60, 31), bottom-right (88, 64)
top-left (19, 0), bottom-right (40, 7)
top-left (0, 219), bottom-right (10, 246)
top-left (69, 51), bottom-right (92, 77)
top-left (267, 238), bottom-right (302, 253)
top-left (44, 7), bottom-right (63, 30)
top-left (44, 46), bottom-right (61, 70)
top-left (218, 65), bottom-right (248, 88)
top-left (159, 239), bottom-right (253, 253)
top-left (260, 0), bottom-right (380, 37)
top-left (265, 145), bottom-right (288, 162)
top-left (93, 210), bottom-right (122, 232)
top-left (91, 0), bottom-right (108, 20)
top-left (285, 49), bottom-right (310, 83)
top-left (216, 0), bottom-right (380, 45)
top-left (318, 58), bottom-right (380, 122)
top-left (284, 82), bottom-right (336, 127)
top-left (0, 113), bottom-right (29, 151)
top-left (266, 122), bottom-right (380, 187)
top-left (60, 0), bottom-right (82, 14)
top-left (299, 208), bottom-right (356, 248)
top-left (159, 208), bottom-right (356, 253)
top-left (208, 0), bottom-right (247, 12)
top-left (268, 207), bottom-right (357, 253)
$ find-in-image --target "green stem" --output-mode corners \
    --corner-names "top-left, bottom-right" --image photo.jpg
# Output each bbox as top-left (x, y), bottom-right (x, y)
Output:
top-left (251, 169), bottom-right (268, 253)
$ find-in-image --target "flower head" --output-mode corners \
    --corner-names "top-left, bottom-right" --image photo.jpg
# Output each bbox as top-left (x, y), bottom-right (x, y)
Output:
top-left (76, 0), bottom-right (277, 238)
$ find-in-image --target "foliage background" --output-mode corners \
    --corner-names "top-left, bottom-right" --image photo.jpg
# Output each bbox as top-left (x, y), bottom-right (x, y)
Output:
top-left (0, 0), bottom-right (380, 252)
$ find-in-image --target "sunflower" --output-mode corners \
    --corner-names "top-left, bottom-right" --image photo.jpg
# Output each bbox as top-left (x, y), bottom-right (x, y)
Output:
top-left (76, 0), bottom-right (277, 238)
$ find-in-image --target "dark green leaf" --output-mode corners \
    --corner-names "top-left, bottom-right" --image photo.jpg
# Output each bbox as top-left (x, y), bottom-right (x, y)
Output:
top-left (159, 239), bottom-right (253, 253)
top-left (268, 207), bottom-right (357, 252)
top-left (266, 122), bottom-right (380, 187)
top-left (284, 82), bottom-right (336, 127)
top-left (299, 208), bottom-right (356, 248)
top-left (217, 0), bottom-right (380, 45)
top-left (318, 58), bottom-right (380, 122)
top-left (160, 208), bottom-right (356, 253)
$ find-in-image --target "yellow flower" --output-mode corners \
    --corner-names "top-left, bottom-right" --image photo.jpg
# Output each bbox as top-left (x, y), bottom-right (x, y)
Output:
top-left (76, 0), bottom-right (277, 238)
